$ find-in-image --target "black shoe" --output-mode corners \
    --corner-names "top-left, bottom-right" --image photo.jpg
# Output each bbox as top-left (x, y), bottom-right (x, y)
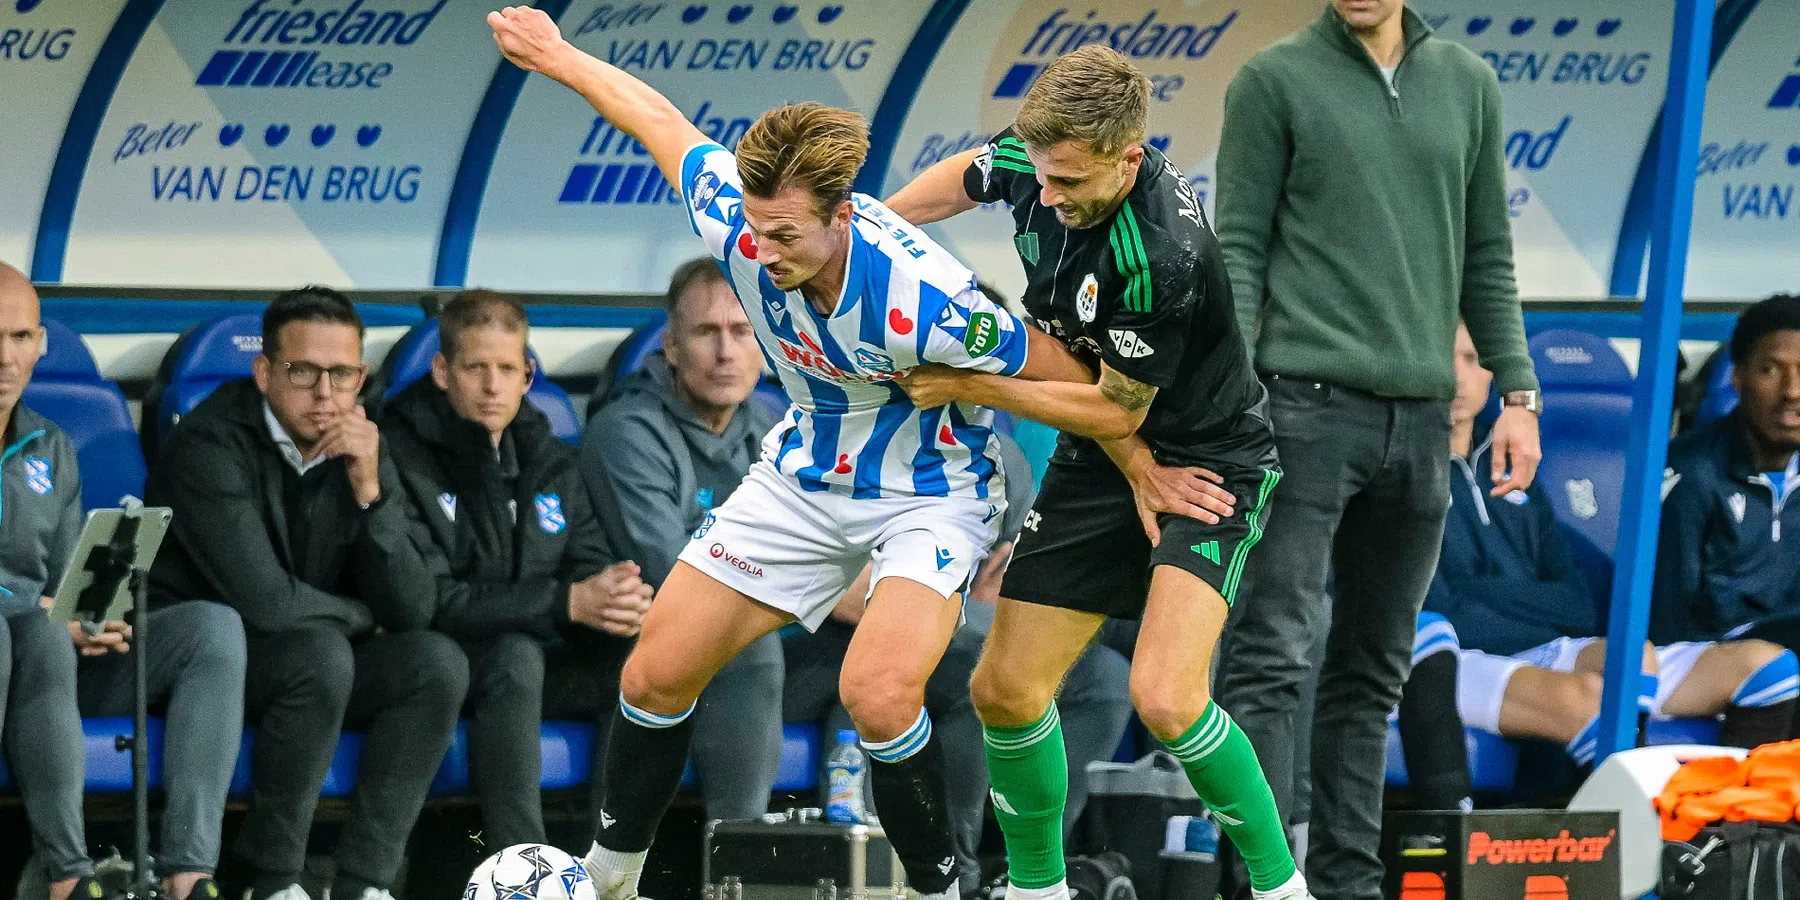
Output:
top-left (181, 877), bottom-right (224, 900)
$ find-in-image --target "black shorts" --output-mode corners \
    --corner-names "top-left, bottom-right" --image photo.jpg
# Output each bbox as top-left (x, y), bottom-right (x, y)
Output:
top-left (999, 457), bottom-right (1280, 620)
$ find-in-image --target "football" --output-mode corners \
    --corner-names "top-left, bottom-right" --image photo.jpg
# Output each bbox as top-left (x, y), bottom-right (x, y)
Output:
top-left (463, 843), bottom-right (598, 900)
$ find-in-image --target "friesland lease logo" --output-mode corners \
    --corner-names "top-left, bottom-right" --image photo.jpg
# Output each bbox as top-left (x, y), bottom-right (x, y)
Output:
top-left (196, 0), bottom-right (448, 89)
top-left (991, 8), bottom-right (1240, 100)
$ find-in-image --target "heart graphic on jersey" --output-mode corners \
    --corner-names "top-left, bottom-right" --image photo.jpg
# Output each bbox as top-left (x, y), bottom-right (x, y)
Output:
top-left (737, 232), bottom-right (758, 259)
top-left (940, 425), bottom-right (955, 445)
top-left (833, 455), bottom-right (852, 475)
top-left (889, 308), bottom-right (914, 335)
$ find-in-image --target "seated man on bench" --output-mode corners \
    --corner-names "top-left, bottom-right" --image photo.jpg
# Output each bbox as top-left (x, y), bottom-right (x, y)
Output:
top-left (1396, 323), bottom-right (1797, 811)
top-left (0, 261), bottom-right (247, 900)
top-left (580, 258), bottom-right (785, 821)
top-left (381, 290), bottom-right (651, 850)
top-left (147, 287), bottom-right (467, 900)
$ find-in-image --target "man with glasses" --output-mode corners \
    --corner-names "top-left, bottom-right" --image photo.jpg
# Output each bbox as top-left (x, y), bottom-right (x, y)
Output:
top-left (147, 286), bottom-right (469, 900)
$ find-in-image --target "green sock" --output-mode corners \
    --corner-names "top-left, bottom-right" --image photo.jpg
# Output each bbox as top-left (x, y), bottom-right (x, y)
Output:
top-left (983, 706), bottom-right (1068, 890)
top-left (1167, 702), bottom-right (1298, 891)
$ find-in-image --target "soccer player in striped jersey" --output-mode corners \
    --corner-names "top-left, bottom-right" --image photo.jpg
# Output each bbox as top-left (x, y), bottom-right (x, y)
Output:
top-left (487, 8), bottom-right (1094, 899)
top-left (887, 47), bottom-right (1313, 900)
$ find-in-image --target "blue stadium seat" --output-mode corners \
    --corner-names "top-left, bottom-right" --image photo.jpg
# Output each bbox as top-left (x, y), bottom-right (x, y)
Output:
top-left (1697, 357), bottom-right (1739, 425)
top-left (678, 722), bottom-right (821, 793)
top-left (148, 313), bottom-right (263, 453)
top-left (24, 319), bottom-right (147, 510)
top-left (1384, 721), bottom-right (1518, 793)
top-left (1647, 717), bottom-right (1723, 747)
top-left (611, 321), bottom-right (667, 384)
top-left (379, 319), bottom-right (582, 444)
top-left (1529, 330), bottom-right (1633, 558)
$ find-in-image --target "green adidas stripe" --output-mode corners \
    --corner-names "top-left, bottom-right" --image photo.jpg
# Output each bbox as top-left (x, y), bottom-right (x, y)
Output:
top-left (991, 158), bottom-right (1036, 175)
top-left (993, 146), bottom-right (1032, 163)
top-left (997, 137), bottom-right (1029, 153)
top-left (984, 707), bottom-right (1061, 751)
top-left (1169, 704), bottom-right (1231, 762)
top-left (1110, 201), bottom-right (1152, 312)
top-left (1221, 469), bottom-right (1282, 603)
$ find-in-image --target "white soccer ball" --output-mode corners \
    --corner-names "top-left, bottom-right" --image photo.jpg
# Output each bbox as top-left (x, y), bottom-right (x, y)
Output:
top-left (463, 843), bottom-right (597, 900)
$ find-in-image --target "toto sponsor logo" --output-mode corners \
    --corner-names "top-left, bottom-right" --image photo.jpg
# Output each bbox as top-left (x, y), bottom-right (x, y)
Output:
top-left (709, 542), bottom-right (764, 577)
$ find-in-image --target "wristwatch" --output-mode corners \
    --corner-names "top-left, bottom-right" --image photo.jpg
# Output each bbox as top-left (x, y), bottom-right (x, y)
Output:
top-left (1502, 390), bottom-right (1543, 414)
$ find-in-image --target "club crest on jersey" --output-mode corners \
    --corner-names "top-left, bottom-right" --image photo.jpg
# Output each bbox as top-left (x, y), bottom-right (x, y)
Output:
top-left (1730, 493), bottom-right (1748, 524)
top-left (692, 510), bottom-right (716, 540)
top-left (965, 312), bottom-right (1001, 357)
top-left (1108, 329), bottom-right (1153, 358)
top-left (690, 171), bottom-right (722, 211)
top-left (437, 492), bottom-right (457, 522)
top-left (534, 493), bottom-right (566, 535)
top-left (1077, 273), bottom-right (1099, 323)
top-left (854, 347), bottom-right (897, 374)
top-left (23, 456), bottom-right (51, 496)
top-left (1014, 232), bottom-right (1040, 265)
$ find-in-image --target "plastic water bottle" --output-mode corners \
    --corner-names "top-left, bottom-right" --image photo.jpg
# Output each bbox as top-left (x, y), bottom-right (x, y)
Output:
top-left (825, 729), bottom-right (866, 824)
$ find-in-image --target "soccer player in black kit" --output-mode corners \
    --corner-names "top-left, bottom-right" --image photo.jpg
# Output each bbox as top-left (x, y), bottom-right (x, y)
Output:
top-left (888, 45), bottom-right (1313, 900)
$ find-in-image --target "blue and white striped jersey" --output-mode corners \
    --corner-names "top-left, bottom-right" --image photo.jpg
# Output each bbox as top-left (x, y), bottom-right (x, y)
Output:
top-left (679, 141), bottom-right (1029, 500)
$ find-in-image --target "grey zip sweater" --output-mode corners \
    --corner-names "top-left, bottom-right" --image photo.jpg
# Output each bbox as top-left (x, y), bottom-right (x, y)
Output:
top-left (0, 404), bottom-right (83, 617)
top-left (581, 352), bottom-right (778, 589)
top-left (1216, 4), bottom-right (1537, 399)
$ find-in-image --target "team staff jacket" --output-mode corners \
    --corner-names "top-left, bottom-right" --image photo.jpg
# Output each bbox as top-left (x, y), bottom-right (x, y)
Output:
top-left (146, 378), bottom-right (433, 636)
top-left (1651, 413), bottom-right (1800, 644)
top-left (381, 379), bottom-right (617, 643)
top-left (1423, 421), bottom-right (1596, 657)
top-left (0, 406), bottom-right (82, 618)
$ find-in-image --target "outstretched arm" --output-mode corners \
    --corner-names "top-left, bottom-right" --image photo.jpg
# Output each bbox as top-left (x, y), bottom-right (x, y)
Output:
top-left (885, 148), bottom-right (984, 225)
top-left (489, 6), bottom-right (705, 187)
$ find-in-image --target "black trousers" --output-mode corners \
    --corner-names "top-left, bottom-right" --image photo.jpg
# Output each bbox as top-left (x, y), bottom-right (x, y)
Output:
top-left (235, 628), bottom-right (468, 889)
top-left (1217, 377), bottom-right (1453, 900)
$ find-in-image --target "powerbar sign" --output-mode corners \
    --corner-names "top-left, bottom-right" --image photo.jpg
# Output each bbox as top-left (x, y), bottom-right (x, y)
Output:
top-left (1383, 809), bottom-right (1619, 900)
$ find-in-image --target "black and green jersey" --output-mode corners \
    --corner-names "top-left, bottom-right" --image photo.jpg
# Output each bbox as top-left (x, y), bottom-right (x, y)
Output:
top-left (963, 128), bottom-right (1272, 468)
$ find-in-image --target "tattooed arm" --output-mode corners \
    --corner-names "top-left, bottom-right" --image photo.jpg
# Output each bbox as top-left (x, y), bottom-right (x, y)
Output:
top-left (899, 361), bottom-right (1156, 442)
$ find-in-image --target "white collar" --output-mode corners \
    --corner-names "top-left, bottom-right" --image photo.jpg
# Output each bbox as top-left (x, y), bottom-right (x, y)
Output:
top-left (264, 401), bottom-right (330, 475)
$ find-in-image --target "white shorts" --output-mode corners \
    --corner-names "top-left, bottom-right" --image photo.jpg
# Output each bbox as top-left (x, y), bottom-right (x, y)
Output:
top-left (677, 460), bottom-right (1002, 631)
top-left (1456, 637), bottom-right (1710, 732)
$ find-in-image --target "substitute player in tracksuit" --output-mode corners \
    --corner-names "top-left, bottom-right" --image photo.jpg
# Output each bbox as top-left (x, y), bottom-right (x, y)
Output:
top-left (488, 9), bottom-right (1097, 898)
top-left (1394, 325), bottom-right (1798, 812)
top-left (889, 46), bottom-right (1309, 900)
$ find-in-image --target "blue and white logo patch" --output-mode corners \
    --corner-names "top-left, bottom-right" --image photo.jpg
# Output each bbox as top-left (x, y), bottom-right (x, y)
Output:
top-left (854, 347), bottom-right (896, 374)
top-left (692, 510), bottom-right (716, 540)
top-left (534, 493), bottom-right (566, 534)
top-left (23, 457), bottom-right (52, 496)
top-left (1503, 490), bottom-right (1529, 505)
top-left (691, 170), bottom-right (722, 211)
top-left (437, 492), bottom-right (457, 522)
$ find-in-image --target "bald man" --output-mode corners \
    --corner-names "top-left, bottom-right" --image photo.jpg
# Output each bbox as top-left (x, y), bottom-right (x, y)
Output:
top-left (0, 262), bottom-right (246, 900)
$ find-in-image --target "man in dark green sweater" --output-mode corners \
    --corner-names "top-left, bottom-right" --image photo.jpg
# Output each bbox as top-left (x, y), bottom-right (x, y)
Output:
top-left (1213, 2), bottom-right (1541, 898)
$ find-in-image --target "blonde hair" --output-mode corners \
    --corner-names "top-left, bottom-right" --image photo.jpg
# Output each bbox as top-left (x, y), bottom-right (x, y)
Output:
top-left (734, 102), bottom-right (869, 219)
top-left (1013, 45), bottom-right (1151, 158)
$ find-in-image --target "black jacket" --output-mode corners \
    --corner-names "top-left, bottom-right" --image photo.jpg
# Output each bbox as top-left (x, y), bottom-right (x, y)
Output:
top-left (146, 379), bottom-right (433, 635)
top-left (381, 379), bottom-right (616, 643)
top-left (1651, 413), bottom-right (1800, 643)
top-left (1423, 422), bottom-right (1596, 656)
